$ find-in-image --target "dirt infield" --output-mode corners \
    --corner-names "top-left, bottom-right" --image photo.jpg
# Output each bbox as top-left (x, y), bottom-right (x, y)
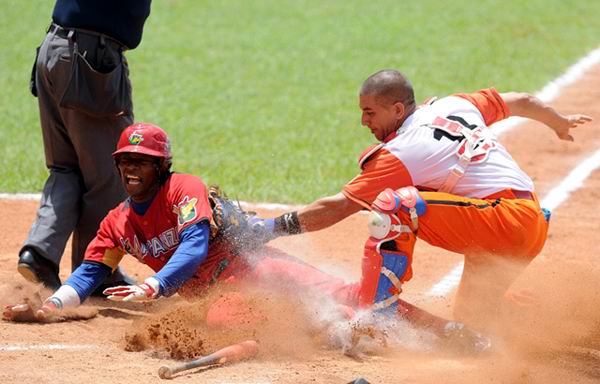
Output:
top-left (2, 67), bottom-right (600, 383)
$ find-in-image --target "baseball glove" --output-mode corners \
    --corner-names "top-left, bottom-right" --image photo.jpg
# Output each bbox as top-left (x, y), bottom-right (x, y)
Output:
top-left (207, 186), bottom-right (265, 253)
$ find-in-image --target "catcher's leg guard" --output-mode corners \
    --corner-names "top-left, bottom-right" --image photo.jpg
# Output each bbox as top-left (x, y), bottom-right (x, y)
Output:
top-left (358, 187), bottom-right (427, 312)
top-left (358, 237), bottom-right (410, 312)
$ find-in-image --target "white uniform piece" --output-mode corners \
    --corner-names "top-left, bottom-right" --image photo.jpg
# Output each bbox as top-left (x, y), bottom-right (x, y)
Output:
top-left (387, 96), bottom-right (533, 199)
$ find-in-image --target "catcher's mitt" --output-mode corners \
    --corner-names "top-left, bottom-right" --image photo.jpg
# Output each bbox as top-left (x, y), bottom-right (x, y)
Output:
top-left (207, 186), bottom-right (265, 253)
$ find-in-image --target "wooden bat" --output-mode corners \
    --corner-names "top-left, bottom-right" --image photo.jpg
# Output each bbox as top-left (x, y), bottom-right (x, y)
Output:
top-left (158, 340), bottom-right (259, 379)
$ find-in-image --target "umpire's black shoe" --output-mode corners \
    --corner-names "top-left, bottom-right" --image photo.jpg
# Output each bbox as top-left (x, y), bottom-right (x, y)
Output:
top-left (17, 248), bottom-right (62, 291)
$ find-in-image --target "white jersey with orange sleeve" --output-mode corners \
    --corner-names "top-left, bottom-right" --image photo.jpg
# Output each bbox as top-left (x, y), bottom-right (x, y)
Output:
top-left (343, 88), bottom-right (534, 208)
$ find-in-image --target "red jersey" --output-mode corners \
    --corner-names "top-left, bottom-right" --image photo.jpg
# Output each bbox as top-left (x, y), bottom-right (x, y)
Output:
top-left (85, 173), bottom-right (233, 289)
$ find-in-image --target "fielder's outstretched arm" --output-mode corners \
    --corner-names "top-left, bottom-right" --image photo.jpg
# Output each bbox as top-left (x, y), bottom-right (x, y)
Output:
top-left (251, 193), bottom-right (363, 241)
top-left (297, 192), bottom-right (363, 232)
top-left (500, 92), bottom-right (592, 141)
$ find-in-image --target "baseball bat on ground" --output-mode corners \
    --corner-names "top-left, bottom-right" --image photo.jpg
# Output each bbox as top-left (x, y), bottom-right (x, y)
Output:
top-left (158, 340), bottom-right (259, 379)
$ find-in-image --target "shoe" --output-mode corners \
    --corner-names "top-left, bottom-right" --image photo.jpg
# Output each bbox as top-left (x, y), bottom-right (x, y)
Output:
top-left (441, 321), bottom-right (492, 355)
top-left (347, 379), bottom-right (371, 384)
top-left (17, 248), bottom-right (62, 291)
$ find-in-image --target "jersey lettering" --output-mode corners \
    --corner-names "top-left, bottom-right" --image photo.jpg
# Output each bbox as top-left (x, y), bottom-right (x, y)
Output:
top-left (119, 227), bottom-right (180, 261)
top-left (428, 115), bottom-right (496, 164)
top-left (432, 115), bottom-right (478, 142)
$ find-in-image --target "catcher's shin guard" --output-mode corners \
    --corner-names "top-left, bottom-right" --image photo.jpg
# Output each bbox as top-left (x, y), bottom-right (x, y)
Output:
top-left (358, 237), bottom-right (410, 312)
top-left (358, 187), bottom-right (426, 312)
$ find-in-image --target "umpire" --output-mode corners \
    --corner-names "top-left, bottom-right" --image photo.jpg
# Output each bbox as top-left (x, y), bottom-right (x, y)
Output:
top-left (18, 0), bottom-right (152, 292)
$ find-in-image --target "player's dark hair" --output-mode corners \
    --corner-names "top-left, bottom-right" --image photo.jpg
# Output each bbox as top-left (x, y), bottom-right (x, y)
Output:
top-left (360, 69), bottom-right (415, 110)
top-left (157, 158), bottom-right (172, 186)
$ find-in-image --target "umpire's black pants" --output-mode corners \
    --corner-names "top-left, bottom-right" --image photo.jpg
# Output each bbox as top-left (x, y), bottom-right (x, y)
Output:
top-left (23, 24), bottom-right (133, 283)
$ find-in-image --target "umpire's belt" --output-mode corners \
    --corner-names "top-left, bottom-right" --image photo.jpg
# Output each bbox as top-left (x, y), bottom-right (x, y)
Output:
top-left (49, 23), bottom-right (127, 51)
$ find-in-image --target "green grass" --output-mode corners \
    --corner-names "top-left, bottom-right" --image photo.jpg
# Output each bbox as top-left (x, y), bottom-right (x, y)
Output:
top-left (2, 0), bottom-right (600, 202)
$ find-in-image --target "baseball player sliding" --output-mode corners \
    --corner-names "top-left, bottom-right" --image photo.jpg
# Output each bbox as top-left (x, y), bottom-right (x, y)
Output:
top-left (251, 69), bottom-right (592, 332)
top-left (4, 122), bottom-right (491, 353)
top-left (2, 124), bottom-right (348, 305)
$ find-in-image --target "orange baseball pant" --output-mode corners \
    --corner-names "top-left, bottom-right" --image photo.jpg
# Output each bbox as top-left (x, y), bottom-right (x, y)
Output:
top-left (389, 190), bottom-right (548, 324)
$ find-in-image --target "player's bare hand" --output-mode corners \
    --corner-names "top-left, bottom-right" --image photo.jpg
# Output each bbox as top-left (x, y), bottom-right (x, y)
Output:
top-left (553, 114), bottom-right (593, 141)
top-left (2, 299), bottom-right (59, 323)
top-left (3, 303), bottom-right (34, 321)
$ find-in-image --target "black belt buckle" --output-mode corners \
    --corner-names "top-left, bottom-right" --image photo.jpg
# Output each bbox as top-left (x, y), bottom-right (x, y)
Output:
top-left (49, 23), bottom-right (72, 40)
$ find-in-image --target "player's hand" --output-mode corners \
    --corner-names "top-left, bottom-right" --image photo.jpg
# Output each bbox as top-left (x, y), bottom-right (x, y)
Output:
top-left (103, 281), bottom-right (158, 302)
top-left (248, 217), bottom-right (277, 243)
top-left (3, 303), bottom-right (34, 321)
top-left (553, 114), bottom-right (592, 141)
top-left (2, 300), bottom-right (58, 322)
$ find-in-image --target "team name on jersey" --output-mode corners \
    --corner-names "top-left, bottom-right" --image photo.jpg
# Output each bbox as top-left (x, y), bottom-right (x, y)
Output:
top-left (119, 227), bottom-right (179, 261)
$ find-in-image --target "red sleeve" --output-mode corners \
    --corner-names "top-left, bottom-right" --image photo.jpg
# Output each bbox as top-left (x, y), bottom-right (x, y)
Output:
top-left (454, 88), bottom-right (509, 126)
top-left (84, 208), bottom-right (126, 271)
top-left (342, 148), bottom-right (413, 209)
top-left (168, 174), bottom-right (213, 233)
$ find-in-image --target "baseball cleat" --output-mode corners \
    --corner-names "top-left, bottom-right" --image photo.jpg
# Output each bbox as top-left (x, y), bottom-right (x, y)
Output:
top-left (441, 321), bottom-right (492, 355)
top-left (347, 378), bottom-right (371, 384)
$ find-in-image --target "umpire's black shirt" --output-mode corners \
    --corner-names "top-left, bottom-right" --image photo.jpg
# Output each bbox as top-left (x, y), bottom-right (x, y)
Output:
top-left (52, 0), bottom-right (151, 49)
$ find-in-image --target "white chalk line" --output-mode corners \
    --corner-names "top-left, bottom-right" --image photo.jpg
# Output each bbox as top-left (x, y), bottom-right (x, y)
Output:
top-left (0, 193), bottom-right (41, 201)
top-left (426, 262), bottom-right (466, 297)
top-left (541, 147), bottom-right (600, 211)
top-left (427, 46), bottom-right (600, 297)
top-left (0, 192), bottom-right (300, 212)
top-left (0, 343), bottom-right (97, 351)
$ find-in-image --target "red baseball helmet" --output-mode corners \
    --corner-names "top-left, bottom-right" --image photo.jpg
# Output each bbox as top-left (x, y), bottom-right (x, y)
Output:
top-left (112, 122), bottom-right (172, 159)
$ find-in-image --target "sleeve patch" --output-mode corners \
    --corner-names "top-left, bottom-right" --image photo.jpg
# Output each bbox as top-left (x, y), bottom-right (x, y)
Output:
top-left (173, 196), bottom-right (199, 225)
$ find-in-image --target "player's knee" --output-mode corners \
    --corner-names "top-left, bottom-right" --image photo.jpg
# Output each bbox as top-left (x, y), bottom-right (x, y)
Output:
top-left (369, 187), bottom-right (426, 238)
top-left (371, 186), bottom-right (426, 216)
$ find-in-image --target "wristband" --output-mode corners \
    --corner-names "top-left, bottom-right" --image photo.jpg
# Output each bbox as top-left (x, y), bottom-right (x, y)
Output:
top-left (274, 211), bottom-right (302, 235)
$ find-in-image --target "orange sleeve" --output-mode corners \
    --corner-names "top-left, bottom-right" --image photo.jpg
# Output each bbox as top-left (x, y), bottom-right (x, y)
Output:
top-left (342, 148), bottom-right (413, 209)
top-left (454, 88), bottom-right (509, 126)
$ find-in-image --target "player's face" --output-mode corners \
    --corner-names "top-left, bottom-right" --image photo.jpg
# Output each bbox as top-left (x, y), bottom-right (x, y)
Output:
top-left (359, 95), bottom-right (404, 141)
top-left (116, 153), bottom-right (160, 203)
